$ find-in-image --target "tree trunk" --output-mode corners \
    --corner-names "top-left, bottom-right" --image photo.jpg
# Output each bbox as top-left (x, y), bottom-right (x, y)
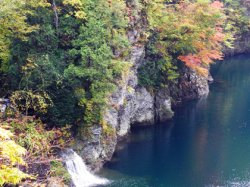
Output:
top-left (51, 0), bottom-right (59, 31)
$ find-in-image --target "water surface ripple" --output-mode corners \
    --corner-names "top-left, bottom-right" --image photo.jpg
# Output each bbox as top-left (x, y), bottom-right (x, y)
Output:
top-left (100, 54), bottom-right (250, 187)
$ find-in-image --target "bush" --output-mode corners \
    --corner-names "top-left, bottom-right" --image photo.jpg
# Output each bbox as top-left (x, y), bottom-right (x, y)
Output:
top-left (50, 160), bottom-right (71, 185)
top-left (0, 125), bottom-right (30, 185)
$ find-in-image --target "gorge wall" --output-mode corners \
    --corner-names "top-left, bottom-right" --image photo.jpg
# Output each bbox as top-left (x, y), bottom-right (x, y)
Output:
top-left (74, 0), bottom-right (250, 172)
top-left (224, 33), bottom-right (250, 56)
top-left (74, 0), bottom-right (211, 171)
top-left (224, 0), bottom-right (250, 56)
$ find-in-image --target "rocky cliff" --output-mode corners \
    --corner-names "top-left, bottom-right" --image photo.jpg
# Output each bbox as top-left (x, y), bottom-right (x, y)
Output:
top-left (224, 0), bottom-right (250, 56)
top-left (74, 0), bottom-right (211, 171)
top-left (224, 33), bottom-right (250, 56)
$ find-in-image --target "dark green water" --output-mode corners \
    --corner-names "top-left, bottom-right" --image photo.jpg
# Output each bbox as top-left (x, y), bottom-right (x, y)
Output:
top-left (99, 54), bottom-right (250, 187)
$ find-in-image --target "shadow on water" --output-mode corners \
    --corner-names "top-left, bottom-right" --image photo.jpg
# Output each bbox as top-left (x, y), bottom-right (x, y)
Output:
top-left (99, 54), bottom-right (250, 187)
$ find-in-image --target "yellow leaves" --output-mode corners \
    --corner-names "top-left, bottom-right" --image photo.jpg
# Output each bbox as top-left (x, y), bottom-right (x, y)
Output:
top-left (25, 0), bottom-right (50, 8)
top-left (75, 11), bottom-right (87, 19)
top-left (0, 127), bottom-right (26, 165)
top-left (63, 0), bottom-right (86, 20)
top-left (0, 127), bottom-right (13, 140)
top-left (21, 58), bottom-right (38, 73)
top-left (10, 90), bottom-right (53, 114)
top-left (101, 120), bottom-right (115, 136)
top-left (0, 167), bottom-right (30, 186)
top-left (0, 0), bottom-right (43, 72)
top-left (224, 32), bottom-right (235, 49)
top-left (7, 118), bottom-right (73, 162)
top-left (0, 126), bottom-right (30, 185)
top-left (85, 101), bottom-right (94, 113)
top-left (1, 140), bottom-right (26, 165)
top-left (0, 0), bottom-right (38, 36)
top-left (63, 0), bottom-right (84, 7)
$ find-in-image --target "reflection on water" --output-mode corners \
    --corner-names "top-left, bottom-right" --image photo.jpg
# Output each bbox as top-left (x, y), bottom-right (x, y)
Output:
top-left (99, 54), bottom-right (250, 187)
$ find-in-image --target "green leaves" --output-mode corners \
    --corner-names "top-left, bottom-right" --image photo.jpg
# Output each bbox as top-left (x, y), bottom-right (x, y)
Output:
top-left (64, 0), bottom-right (129, 125)
top-left (0, 0), bottom-right (49, 72)
top-left (0, 0), bottom-right (244, 128)
top-left (142, 0), bottom-right (234, 82)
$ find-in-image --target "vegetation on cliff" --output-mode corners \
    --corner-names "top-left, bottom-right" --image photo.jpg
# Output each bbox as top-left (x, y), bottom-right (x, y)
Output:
top-left (0, 125), bottom-right (29, 185)
top-left (0, 0), bottom-right (249, 185)
top-left (139, 0), bottom-right (235, 89)
top-left (0, 116), bottom-right (72, 185)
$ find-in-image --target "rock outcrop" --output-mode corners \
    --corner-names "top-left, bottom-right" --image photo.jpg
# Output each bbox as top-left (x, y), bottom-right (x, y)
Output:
top-left (75, 43), bottom-right (209, 172)
top-left (224, 33), bottom-right (250, 56)
top-left (224, 0), bottom-right (250, 56)
top-left (180, 68), bottom-right (210, 100)
top-left (75, 0), bottom-right (210, 171)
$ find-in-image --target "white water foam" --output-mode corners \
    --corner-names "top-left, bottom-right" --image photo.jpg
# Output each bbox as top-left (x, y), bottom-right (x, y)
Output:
top-left (63, 149), bottom-right (110, 187)
top-left (206, 180), bottom-right (250, 187)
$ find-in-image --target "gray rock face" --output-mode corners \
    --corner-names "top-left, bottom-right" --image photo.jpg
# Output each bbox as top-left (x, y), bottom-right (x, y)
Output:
top-left (224, 33), bottom-right (250, 56)
top-left (224, 1), bottom-right (250, 56)
top-left (73, 0), bottom-right (250, 173)
top-left (155, 88), bottom-right (174, 121)
top-left (180, 68), bottom-right (209, 100)
top-left (76, 45), bottom-right (176, 171)
top-left (76, 45), bottom-right (209, 171)
top-left (118, 87), bottom-right (155, 136)
top-left (107, 45), bottom-right (156, 138)
top-left (75, 125), bottom-right (117, 172)
top-left (75, 0), bottom-right (210, 171)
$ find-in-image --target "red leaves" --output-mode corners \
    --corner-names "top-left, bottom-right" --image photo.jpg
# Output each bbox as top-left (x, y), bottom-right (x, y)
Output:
top-left (179, 48), bottom-right (223, 76)
top-left (177, 1), bottom-right (226, 76)
top-left (179, 55), bottom-right (201, 66)
top-left (211, 1), bottom-right (224, 9)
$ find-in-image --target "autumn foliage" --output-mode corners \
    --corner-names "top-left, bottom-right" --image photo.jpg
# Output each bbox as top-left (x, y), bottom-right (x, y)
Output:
top-left (177, 1), bottom-right (226, 75)
top-left (0, 125), bottom-right (29, 185)
top-left (146, 0), bottom-right (231, 77)
top-left (0, 116), bottom-right (73, 185)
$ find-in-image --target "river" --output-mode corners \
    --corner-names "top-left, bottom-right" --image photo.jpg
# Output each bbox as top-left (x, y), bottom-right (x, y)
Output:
top-left (99, 54), bottom-right (250, 187)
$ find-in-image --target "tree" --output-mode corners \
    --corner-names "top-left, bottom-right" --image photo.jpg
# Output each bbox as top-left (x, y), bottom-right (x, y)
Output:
top-left (0, 0), bottom-right (49, 72)
top-left (145, 0), bottom-right (233, 79)
top-left (177, 1), bottom-right (228, 75)
top-left (64, 0), bottom-right (129, 125)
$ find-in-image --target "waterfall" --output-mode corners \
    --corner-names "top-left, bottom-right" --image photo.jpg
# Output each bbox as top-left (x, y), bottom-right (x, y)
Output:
top-left (62, 149), bottom-right (110, 187)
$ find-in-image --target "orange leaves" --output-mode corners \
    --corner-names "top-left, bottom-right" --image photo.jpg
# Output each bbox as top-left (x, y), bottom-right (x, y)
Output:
top-left (178, 55), bottom-right (201, 67)
top-left (179, 49), bottom-right (223, 77)
top-left (211, 1), bottom-right (224, 10)
top-left (178, 54), bottom-right (207, 76)
top-left (176, 1), bottom-right (227, 76)
top-left (178, 26), bottom-right (225, 76)
top-left (147, 0), bottom-right (230, 77)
